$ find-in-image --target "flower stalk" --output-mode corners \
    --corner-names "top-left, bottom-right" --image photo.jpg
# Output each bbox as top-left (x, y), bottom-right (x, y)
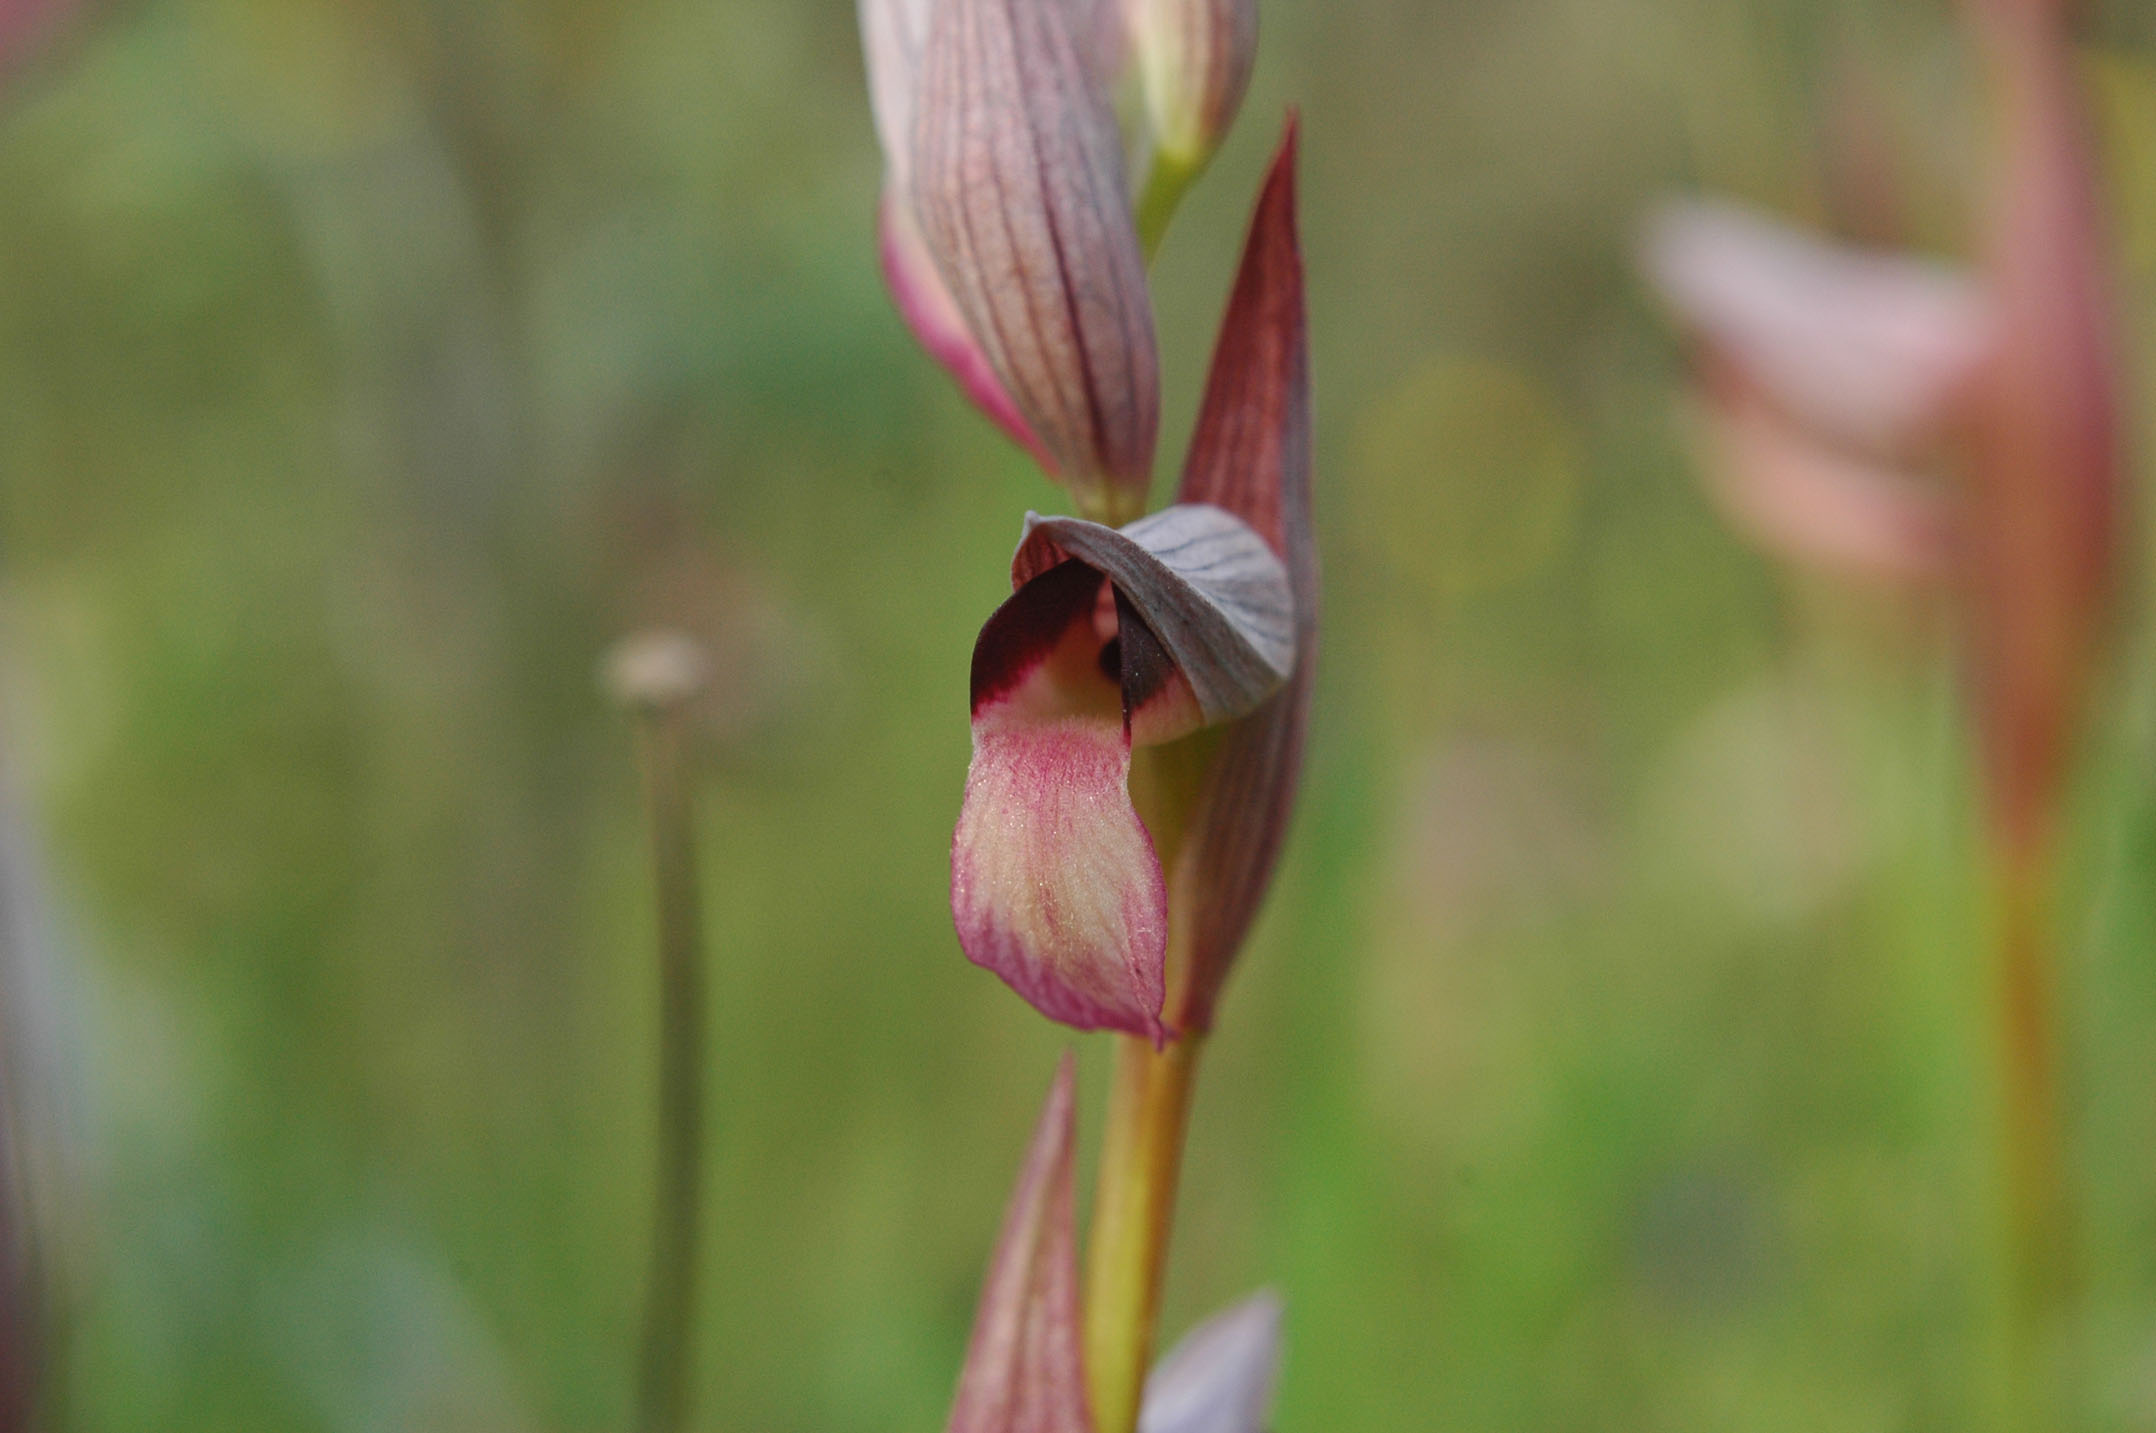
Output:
top-left (607, 633), bottom-right (714, 1433)
top-left (1084, 1030), bottom-right (1202, 1433)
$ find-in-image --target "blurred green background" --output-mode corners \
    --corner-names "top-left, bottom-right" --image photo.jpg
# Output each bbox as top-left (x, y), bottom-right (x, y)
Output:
top-left (4, 0), bottom-right (2156, 1429)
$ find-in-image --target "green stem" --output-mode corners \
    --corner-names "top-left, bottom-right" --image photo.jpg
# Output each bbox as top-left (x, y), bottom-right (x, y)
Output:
top-left (1083, 1032), bottom-right (1203, 1433)
top-left (634, 707), bottom-right (707, 1433)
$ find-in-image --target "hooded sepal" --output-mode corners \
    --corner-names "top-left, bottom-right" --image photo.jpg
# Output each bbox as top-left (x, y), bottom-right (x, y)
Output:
top-left (1161, 116), bottom-right (1315, 1031)
top-left (948, 1056), bottom-right (1093, 1433)
top-left (1138, 1292), bottom-right (1284, 1433)
top-left (913, 0), bottom-right (1161, 510)
top-left (1018, 505), bottom-right (1295, 726)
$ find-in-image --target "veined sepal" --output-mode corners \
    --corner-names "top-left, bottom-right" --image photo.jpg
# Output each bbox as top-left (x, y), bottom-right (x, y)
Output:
top-left (947, 1056), bottom-right (1091, 1433)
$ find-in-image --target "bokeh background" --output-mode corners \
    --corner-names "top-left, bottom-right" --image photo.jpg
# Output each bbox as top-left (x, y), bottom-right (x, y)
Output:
top-left (4, 0), bottom-right (2156, 1428)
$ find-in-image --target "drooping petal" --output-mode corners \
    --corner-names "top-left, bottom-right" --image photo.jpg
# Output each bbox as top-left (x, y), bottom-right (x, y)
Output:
top-left (1125, 0), bottom-right (1258, 167)
top-left (881, 193), bottom-right (1056, 467)
top-left (1642, 199), bottom-right (1993, 456)
top-left (948, 1056), bottom-right (1092, 1433)
top-left (955, 561), bottom-right (1170, 1040)
top-left (914, 0), bottom-right (1160, 509)
top-left (1166, 115), bottom-right (1315, 1032)
top-left (1138, 1292), bottom-right (1284, 1433)
top-left (1692, 387), bottom-right (1956, 583)
top-left (1018, 504), bottom-right (1295, 725)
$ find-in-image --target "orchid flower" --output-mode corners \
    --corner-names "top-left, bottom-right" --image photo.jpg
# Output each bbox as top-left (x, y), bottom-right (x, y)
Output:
top-left (947, 1058), bottom-right (1284, 1433)
top-left (862, 0), bottom-right (1160, 516)
top-left (952, 122), bottom-right (1312, 1043)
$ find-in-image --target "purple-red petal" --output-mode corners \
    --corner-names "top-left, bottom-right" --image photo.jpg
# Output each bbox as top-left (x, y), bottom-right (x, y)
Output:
top-left (1169, 116), bottom-right (1316, 1032)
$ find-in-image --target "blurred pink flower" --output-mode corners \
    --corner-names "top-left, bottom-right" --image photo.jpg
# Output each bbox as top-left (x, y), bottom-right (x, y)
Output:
top-left (1642, 0), bottom-right (2122, 850)
top-left (1641, 199), bottom-right (1986, 582)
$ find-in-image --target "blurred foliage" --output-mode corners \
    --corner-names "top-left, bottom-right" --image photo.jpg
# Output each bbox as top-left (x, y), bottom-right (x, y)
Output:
top-left (2, 0), bottom-right (2156, 1430)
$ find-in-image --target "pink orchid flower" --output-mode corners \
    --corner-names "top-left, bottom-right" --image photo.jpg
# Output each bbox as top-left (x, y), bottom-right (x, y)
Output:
top-left (951, 122), bottom-right (1314, 1043)
top-left (946, 1058), bottom-right (1284, 1433)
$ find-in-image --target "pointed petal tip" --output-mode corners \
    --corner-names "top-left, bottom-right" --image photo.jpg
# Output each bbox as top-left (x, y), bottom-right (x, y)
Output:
top-left (1165, 100), bottom-right (1317, 1033)
top-left (946, 1051), bottom-right (1092, 1433)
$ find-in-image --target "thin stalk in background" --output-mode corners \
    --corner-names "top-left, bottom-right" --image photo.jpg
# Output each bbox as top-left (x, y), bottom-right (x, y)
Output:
top-left (1991, 835), bottom-right (2072, 1433)
top-left (606, 633), bottom-right (714, 1433)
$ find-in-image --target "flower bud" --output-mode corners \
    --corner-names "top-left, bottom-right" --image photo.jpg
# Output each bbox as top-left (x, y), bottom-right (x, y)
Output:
top-left (912, 0), bottom-right (1161, 518)
top-left (1125, 0), bottom-right (1257, 169)
top-left (861, 0), bottom-right (1057, 467)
